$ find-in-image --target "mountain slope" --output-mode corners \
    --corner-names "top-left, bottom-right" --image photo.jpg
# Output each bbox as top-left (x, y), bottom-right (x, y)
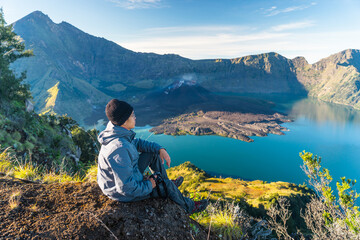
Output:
top-left (199, 52), bottom-right (305, 94)
top-left (13, 11), bottom-right (360, 125)
top-left (293, 49), bottom-right (360, 110)
top-left (11, 11), bottom-right (308, 125)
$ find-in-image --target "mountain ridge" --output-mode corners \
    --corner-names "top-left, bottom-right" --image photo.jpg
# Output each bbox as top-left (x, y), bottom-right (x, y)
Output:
top-left (11, 11), bottom-right (360, 126)
top-left (294, 49), bottom-right (360, 110)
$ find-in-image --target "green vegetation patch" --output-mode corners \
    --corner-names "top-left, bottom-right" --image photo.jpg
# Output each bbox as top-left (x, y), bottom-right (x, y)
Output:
top-left (131, 79), bottom-right (154, 89)
top-left (105, 83), bottom-right (127, 92)
top-left (167, 161), bottom-right (312, 209)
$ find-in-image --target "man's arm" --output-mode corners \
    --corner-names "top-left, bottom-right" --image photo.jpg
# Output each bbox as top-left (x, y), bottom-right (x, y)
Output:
top-left (159, 148), bottom-right (171, 167)
top-left (108, 149), bottom-right (154, 198)
top-left (134, 138), bottom-right (171, 167)
top-left (133, 138), bottom-right (161, 153)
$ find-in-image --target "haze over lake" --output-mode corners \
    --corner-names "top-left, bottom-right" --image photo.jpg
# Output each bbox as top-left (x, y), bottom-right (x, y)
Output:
top-left (133, 95), bottom-right (360, 189)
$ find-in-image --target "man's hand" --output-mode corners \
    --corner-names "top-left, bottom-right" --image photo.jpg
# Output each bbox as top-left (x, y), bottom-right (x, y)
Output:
top-left (149, 178), bottom-right (156, 189)
top-left (159, 148), bottom-right (171, 167)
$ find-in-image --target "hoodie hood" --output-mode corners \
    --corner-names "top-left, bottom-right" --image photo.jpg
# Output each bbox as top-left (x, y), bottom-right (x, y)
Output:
top-left (98, 121), bottom-right (136, 145)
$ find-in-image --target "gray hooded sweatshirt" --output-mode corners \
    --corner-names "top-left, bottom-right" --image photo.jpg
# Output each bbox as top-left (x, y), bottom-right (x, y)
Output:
top-left (97, 121), bottom-right (161, 202)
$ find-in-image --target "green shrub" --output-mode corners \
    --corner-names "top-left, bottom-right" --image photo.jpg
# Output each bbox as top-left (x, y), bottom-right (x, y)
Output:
top-left (12, 131), bottom-right (21, 141)
top-left (267, 151), bottom-right (360, 239)
top-left (23, 141), bottom-right (35, 151)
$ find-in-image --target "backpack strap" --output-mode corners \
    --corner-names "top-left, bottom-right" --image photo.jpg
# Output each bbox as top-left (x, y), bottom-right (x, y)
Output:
top-left (150, 172), bottom-right (168, 199)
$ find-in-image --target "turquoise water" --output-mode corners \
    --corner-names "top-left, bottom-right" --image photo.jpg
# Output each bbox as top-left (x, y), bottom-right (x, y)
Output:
top-left (134, 97), bottom-right (360, 188)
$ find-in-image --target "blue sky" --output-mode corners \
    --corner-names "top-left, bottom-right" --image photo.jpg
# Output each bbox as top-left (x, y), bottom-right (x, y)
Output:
top-left (1, 0), bottom-right (360, 63)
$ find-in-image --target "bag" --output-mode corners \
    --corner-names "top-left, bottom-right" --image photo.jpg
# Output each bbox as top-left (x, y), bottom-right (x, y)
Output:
top-left (149, 172), bottom-right (168, 198)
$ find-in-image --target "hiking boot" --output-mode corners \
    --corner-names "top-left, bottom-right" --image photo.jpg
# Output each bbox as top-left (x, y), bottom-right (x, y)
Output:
top-left (171, 176), bottom-right (184, 187)
top-left (191, 199), bottom-right (209, 214)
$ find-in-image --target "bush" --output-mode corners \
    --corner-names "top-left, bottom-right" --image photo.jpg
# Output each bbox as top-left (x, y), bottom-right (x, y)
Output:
top-left (267, 151), bottom-right (360, 239)
top-left (194, 198), bottom-right (272, 239)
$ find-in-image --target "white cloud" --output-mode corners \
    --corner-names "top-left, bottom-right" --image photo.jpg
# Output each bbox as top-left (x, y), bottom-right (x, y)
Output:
top-left (116, 24), bottom-right (360, 64)
top-left (263, 6), bottom-right (277, 13)
top-left (140, 25), bottom-right (257, 38)
top-left (108, 0), bottom-right (163, 9)
top-left (264, 2), bottom-right (317, 16)
top-left (272, 21), bottom-right (315, 31)
top-left (144, 25), bottom-right (250, 34)
top-left (118, 26), bottom-right (291, 59)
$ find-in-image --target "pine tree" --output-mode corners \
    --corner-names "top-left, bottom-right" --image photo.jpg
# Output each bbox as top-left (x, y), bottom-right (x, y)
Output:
top-left (0, 8), bottom-right (33, 104)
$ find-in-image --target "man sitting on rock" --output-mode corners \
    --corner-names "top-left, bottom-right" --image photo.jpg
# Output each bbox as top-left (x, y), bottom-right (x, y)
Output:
top-left (97, 99), bottom-right (208, 214)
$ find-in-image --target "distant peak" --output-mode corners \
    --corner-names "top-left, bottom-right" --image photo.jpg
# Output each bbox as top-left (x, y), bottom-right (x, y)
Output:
top-left (340, 49), bottom-right (360, 57)
top-left (313, 49), bottom-right (360, 68)
top-left (30, 10), bottom-right (46, 16)
top-left (26, 10), bottom-right (50, 20)
top-left (292, 56), bottom-right (309, 68)
top-left (14, 10), bottom-right (54, 25)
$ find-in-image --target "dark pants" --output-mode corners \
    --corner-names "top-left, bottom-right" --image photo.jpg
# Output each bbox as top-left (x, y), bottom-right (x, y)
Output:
top-left (137, 152), bottom-right (195, 213)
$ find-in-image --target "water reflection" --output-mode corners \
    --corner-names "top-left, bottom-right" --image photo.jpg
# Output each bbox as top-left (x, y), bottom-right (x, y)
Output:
top-left (288, 98), bottom-right (360, 125)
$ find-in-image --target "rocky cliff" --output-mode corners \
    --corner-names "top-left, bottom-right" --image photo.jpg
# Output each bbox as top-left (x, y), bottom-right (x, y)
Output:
top-left (293, 49), bottom-right (360, 110)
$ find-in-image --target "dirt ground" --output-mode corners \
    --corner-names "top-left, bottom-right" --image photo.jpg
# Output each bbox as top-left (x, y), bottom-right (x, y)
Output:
top-left (0, 174), bottom-right (217, 239)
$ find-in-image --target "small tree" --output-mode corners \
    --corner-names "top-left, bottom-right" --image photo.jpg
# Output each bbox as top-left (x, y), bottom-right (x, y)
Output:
top-left (299, 151), bottom-right (360, 239)
top-left (0, 8), bottom-right (33, 104)
top-left (268, 151), bottom-right (360, 239)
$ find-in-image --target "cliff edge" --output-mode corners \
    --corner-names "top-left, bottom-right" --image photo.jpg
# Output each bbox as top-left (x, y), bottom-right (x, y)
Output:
top-left (0, 174), bottom-right (217, 239)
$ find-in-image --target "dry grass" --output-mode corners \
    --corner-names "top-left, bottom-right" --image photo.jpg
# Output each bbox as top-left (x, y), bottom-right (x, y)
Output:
top-left (42, 172), bottom-right (81, 183)
top-left (82, 165), bottom-right (98, 182)
top-left (193, 200), bottom-right (272, 239)
top-left (9, 190), bottom-right (21, 209)
top-left (0, 148), bottom-right (12, 173)
top-left (1, 147), bottom-right (91, 183)
top-left (12, 162), bottom-right (41, 181)
top-left (29, 203), bottom-right (39, 212)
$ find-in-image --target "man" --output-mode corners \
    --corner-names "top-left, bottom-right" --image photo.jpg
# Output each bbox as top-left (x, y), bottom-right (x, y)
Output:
top-left (97, 99), bottom-right (208, 214)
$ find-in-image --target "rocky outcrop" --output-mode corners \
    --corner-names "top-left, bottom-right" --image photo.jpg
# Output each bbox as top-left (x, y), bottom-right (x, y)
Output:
top-left (0, 174), bottom-right (217, 239)
top-left (150, 111), bottom-right (291, 142)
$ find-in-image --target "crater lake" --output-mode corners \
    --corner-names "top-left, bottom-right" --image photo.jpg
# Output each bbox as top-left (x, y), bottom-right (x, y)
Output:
top-left (132, 96), bottom-right (360, 189)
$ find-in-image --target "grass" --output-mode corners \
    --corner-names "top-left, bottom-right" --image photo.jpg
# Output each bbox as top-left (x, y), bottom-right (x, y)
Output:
top-left (0, 148), bottom-right (12, 172)
top-left (208, 204), bottom-right (243, 239)
top-left (167, 162), bottom-right (312, 209)
top-left (9, 190), bottom-right (21, 209)
top-left (29, 203), bottom-right (38, 212)
top-left (12, 162), bottom-right (41, 181)
top-left (82, 164), bottom-right (97, 182)
top-left (42, 172), bottom-right (81, 183)
top-left (167, 162), bottom-right (313, 239)
top-left (0, 147), bottom-right (94, 183)
top-left (191, 199), bottom-right (257, 239)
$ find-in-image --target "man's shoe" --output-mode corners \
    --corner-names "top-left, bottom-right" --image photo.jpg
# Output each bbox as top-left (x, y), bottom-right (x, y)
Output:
top-left (171, 176), bottom-right (184, 187)
top-left (191, 199), bottom-right (209, 214)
